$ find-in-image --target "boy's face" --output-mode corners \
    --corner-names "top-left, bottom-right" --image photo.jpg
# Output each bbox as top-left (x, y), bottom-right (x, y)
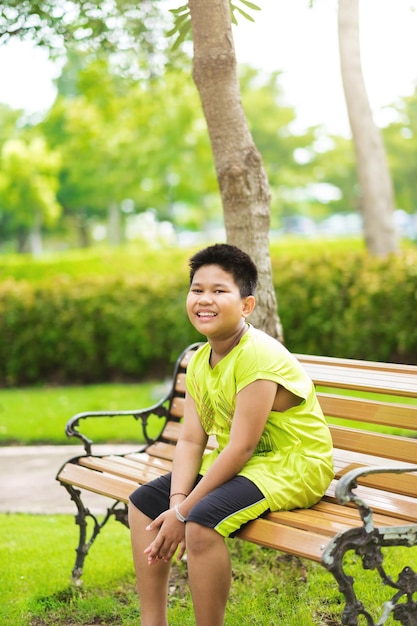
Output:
top-left (187, 264), bottom-right (255, 340)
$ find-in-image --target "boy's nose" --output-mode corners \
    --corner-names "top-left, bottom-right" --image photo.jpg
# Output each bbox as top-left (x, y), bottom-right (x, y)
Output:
top-left (198, 292), bottom-right (213, 304)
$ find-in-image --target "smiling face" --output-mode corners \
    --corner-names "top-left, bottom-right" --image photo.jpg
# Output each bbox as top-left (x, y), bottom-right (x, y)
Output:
top-left (186, 264), bottom-right (255, 341)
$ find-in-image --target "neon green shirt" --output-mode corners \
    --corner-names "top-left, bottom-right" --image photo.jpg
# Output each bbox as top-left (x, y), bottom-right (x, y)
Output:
top-left (186, 325), bottom-right (334, 511)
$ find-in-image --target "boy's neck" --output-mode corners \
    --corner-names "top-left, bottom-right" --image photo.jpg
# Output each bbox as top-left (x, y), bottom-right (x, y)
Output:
top-left (209, 322), bottom-right (248, 367)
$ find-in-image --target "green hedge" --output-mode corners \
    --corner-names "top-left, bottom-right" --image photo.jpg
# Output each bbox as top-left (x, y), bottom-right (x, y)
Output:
top-left (1, 247), bottom-right (416, 386)
top-left (273, 250), bottom-right (417, 363)
top-left (0, 275), bottom-right (201, 386)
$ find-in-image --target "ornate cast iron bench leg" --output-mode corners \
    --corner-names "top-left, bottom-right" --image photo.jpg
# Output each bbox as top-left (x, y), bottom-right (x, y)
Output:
top-left (62, 481), bottom-right (129, 584)
top-left (322, 466), bottom-right (417, 626)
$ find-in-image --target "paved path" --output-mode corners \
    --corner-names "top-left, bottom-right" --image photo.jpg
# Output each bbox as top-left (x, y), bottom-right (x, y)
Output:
top-left (1, 444), bottom-right (133, 514)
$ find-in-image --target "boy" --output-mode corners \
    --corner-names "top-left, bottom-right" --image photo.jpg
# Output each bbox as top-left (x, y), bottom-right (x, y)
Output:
top-left (128, 243), bottom-right (334, 626)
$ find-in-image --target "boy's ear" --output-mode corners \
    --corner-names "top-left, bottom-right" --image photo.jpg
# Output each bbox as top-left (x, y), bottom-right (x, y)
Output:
top-left (242, 295), bottom-right (256, 318)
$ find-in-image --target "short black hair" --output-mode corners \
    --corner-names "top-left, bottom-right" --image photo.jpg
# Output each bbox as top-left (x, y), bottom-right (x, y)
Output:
top-left (189, 243), bottom-right (258, 298)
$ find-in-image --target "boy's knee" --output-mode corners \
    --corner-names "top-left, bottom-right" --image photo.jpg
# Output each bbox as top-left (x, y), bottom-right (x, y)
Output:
top-left (186, 522), bottom-right (221, 555)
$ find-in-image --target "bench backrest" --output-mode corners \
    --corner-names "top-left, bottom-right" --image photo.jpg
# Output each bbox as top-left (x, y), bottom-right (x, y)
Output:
top-left (156, 343), bottom-right (417, 469)
top-left (296, 354), bottom-right (417, 466)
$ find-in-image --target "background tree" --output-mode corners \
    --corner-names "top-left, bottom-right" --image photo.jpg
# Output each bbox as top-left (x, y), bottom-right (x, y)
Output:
top-left (41, 52), bottom-right (221, 246)
top-left (313, 134), bottom-right (358, 216)
top-left (0, 136), bottom-right (61, 253)
top-left (0, 0), bottom-right (170, 67)
top-left (187, 0), bottom-right (282, 339)
top-left (382, 88), bottom-right (417, 218)
top-left (338, 0), bottom-right (398, 257)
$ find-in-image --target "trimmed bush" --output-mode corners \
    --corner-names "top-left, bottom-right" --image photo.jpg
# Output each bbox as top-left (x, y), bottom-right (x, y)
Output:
top-left (274, 249), bottom-right (417, 363)
top-left (0, 246), bottom-right (416, 386)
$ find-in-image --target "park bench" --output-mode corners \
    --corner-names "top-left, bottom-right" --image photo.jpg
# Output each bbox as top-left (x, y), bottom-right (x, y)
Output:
top-left (56, 342), bottom-right (417, 626)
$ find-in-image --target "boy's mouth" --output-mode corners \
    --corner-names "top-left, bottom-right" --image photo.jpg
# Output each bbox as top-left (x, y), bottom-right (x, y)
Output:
top-left (197, 311), bottom-right (217, 317)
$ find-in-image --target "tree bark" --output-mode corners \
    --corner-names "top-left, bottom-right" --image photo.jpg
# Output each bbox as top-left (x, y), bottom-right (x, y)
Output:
top-left (188, 0), bottom-right (283, 340)
top-left (29, 212), bottom-right (44, 257)
top-left (108, 201), bottom-right (122, 246)
top-left (338, 0), bottom-right (398, 257)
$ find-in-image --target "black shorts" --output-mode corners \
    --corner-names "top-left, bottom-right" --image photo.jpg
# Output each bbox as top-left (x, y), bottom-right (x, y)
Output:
top-left (129, 473), bottom-right (269, 538)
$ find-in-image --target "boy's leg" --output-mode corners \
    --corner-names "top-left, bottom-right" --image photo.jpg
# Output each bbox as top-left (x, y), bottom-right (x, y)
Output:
top-left (185, 476), bottom-right (268, 626)
top-left (128, 501), bottom-right (171, 626)
top-left (186, 522), bottom-right (231, 626)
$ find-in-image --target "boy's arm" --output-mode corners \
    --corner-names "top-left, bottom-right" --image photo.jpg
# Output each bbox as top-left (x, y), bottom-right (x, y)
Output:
top-left (179, 379), bottom-right (278, 514)
top-left (143, 394), bottom-right (208, 564)
top-left (170, 391), bottom-right (209, 500)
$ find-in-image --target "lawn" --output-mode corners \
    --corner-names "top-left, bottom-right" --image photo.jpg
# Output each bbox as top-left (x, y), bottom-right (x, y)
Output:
top-left (0, 381), bottom-right (169, 446)
top-left (2, 513), bottom-right (417, 625)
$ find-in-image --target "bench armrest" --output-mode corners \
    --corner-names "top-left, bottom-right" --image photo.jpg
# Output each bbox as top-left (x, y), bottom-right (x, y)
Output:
top-left (323, 464), bottom-right (417, 624)
top-left (336, 464), bottom-right (417, 530)
top-left (65, 397), bottom-right (171, 455)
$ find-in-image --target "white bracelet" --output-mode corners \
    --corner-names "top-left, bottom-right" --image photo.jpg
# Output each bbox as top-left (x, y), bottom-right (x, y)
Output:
top-left (174, 504), bottom-right (186, 523)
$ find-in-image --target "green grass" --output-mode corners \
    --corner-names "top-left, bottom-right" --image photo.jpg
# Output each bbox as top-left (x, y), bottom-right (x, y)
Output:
top-left (1, 237), bottom-right (413, 284)
top-left (0, 238), bottom-right (367, 284)
top-left (2, 514), bottom-right (416, 625)
top-left (0, 243), bottom-right (192, 283)
top-left (0, 381), bottom-right (169, 446)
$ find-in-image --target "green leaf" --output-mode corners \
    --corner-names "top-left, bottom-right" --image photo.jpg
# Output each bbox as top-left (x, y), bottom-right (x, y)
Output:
top-left (171, 21), bottom-right (191, 51)
top-left (166, 10), bottom-right (191, 37)
top-left (238, 0), bottom-right (261, 11)
top-left (234, 6), bottom-right (255, 22)
top-left (169, 4), bottom-right (190, 15)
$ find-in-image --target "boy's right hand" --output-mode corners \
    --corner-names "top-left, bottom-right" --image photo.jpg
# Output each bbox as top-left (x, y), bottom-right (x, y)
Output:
top-left (144, 509), bottom-right (186, 564)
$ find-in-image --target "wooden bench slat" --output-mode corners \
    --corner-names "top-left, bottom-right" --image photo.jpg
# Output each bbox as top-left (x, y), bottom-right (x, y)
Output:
top-left (174, 373), bottom-right (187, 394)
top-left (333, 447), bottom-right (416, 471)
top-left (142, 441), bottom-right (176, 461)
top-left (305, 499), bottom-right (412, 529)
top-left (58, 463), bottom-right (135, 501)
top-left (237, 519), bottom-right (327, 562)
top-left (159, 421), bottom-right (182, 442)
top-left (296, 353), bottom-right (417, 375)
top-left (179, 349), bottom-right (198, 368)
top-left (123, 452), bottom-right (173, 471)
top-left (322, 482), bottom-right (417, 522)
top-left (300, 362), bottom-right (417, 397)
top-left (269, 505), bottom-right (415, 534)
top-left (168, 397), bottom-right (185, 419)
top-left (318, 393), bottom-right (417, 431)
top-left (330, 425), bottom-right (417, 464)
top-left (333, 461), bottom-right (417, 497)
top-left (78, 456), bottom-right (165, 482)
top-left (267, 509), bottom-right (358, 536)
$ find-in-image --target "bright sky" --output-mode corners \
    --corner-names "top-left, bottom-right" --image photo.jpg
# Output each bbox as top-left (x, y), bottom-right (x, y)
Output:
top-left (0, 0), bottom-right (416, 136)
top-left (232, 0), bottom-right (417, 135)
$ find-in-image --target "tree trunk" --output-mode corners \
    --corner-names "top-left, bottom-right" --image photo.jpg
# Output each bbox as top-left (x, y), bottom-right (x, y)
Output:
top-left (188, 0), bottom-right (283, 340)
top-left (29, 211), bottom-right (44, 256)
top-left (108, 201), bottom-right (122, 246)
top-left (77, 211), bottom-right (91, 248)
top-left (338, 0), bottom-right (398, 257)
